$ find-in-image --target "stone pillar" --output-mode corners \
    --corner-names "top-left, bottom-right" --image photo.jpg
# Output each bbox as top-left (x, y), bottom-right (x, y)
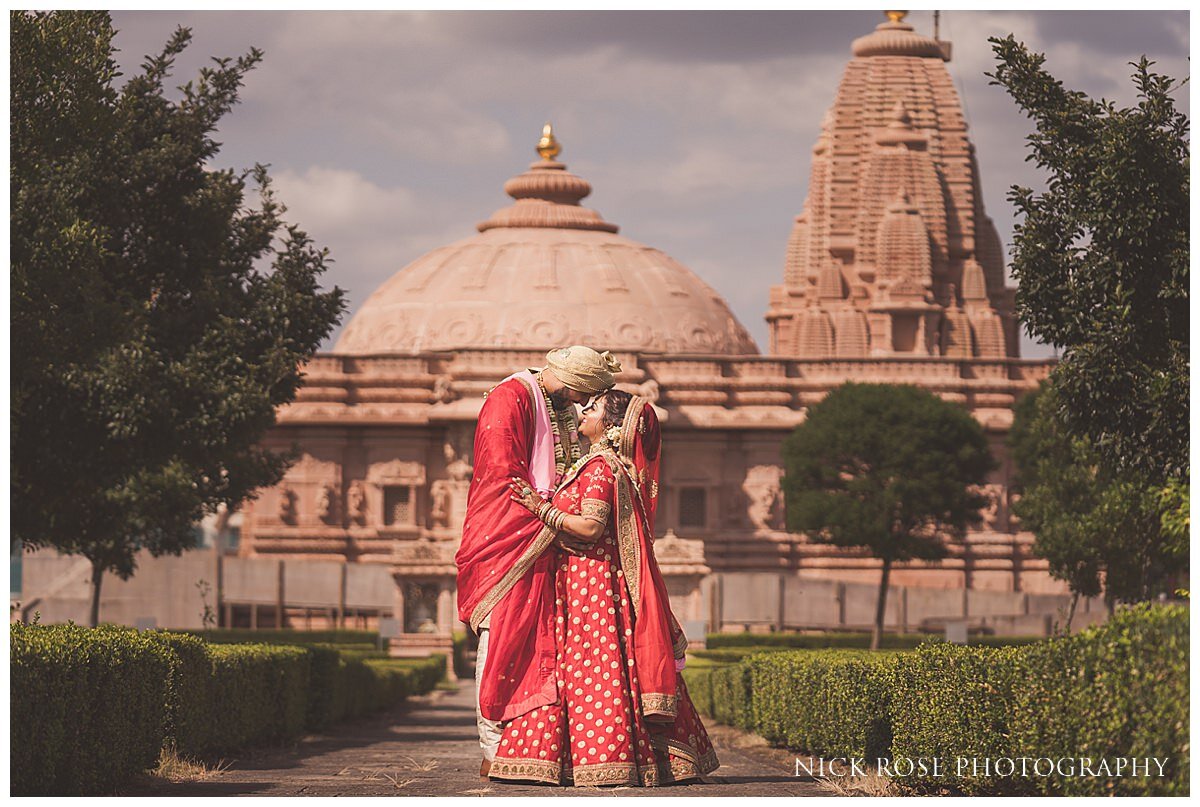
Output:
top-left (436, 583), bottom-right (454, 634)
top-left (393, 576), bottom-right (406, 630)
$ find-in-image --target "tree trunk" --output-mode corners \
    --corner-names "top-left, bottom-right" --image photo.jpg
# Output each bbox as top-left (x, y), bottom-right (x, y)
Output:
top-left (1064, 591), bottom-right (1080, 634)
top-left (89, 560), bottom-right (104, 628)
top-left (871, 557), bottom-right (892, 651)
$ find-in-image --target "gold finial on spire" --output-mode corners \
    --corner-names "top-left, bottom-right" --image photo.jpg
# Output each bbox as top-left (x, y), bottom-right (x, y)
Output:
top-left (885, 10), bottom-right (908, 23)
top-left (536, 122), bottom-right (561, 161)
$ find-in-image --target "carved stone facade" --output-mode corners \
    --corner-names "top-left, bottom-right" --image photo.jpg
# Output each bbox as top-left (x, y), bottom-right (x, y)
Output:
top-left (243, 347), bottom-right (1056, 635)
top-left (238, 15), bottom-right (1064, 641)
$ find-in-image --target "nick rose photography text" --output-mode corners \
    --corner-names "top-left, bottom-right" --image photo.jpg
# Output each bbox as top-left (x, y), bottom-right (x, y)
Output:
top-left (795, 757), bottom-right (1171, 779)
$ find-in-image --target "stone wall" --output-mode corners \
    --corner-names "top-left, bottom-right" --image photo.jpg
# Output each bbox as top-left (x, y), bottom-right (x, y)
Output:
top-left (711, 571), bottom-right (1106, 636)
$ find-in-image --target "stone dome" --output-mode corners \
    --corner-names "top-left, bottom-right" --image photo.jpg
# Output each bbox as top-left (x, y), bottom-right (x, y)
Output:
top-left (334, 126), bottom-right (758, 356)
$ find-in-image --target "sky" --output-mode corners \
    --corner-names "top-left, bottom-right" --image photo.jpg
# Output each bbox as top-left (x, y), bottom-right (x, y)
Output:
top-left (107, 9), bottom-right (1191, 359)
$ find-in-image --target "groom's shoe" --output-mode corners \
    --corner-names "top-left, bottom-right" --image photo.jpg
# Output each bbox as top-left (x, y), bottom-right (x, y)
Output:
top-left (480, 758), bottom-right (492, 779)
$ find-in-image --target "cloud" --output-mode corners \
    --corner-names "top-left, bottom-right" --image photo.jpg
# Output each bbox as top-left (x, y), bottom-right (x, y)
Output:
top-left (271, 165), bottom-right (467, 345)
top-left (274, 165), bottom-right (418, 233)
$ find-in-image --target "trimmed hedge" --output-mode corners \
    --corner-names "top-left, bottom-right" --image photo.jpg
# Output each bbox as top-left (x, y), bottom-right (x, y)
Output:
top-left (142, 630), bottom-right (218, 758)
top-left (10, 625), bottom-right (446, 795)
top-left (207, 643), bottom-right (311, 752)
top-left (705, 631), bottom-right (1042, 651)
top-left (186, 628), bottom-right (378, 645)
top-left (750, 649), bottom-right (898, 760)
top-left (889, 604), bottom-right (1189, 796)
top-left (1006, 606), bottom-right (1189, 796)
top-left (688, 604), bottom-right (1188, 796)
top-left (11, 624), bottom-right (175, 796)
top-left (890, 643), bottom-right (1030, 794)
top-left (452, 630), bottom-right (474, 679)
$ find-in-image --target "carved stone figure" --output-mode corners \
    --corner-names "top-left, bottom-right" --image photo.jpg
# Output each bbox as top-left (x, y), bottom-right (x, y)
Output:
top-left (444, 439), bottom-right (474, 482)
top-left (968, 483), bottom-right (1005, 531)
top-left (743, 465), bottom-right (783, 532)
top-left (315, 483), bottom-right (338, 523)
top-left (981, 483), bottom-right (1004, 530)
top-left (432, 374), bottom-right (457, 404)
top-left (278, 485), bottom-right (297, 525)
top-left (429, 479), bottom-right (452, 529)
top-left (347, 481), bottom-right (367, 526)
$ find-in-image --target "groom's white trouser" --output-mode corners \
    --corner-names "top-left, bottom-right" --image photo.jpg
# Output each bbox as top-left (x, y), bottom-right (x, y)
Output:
top-left (474, 613), bottom-right (502, 761)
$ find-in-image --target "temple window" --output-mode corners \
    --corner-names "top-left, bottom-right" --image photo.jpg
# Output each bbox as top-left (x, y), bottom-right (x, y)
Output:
top-left (892, 314), bottom-right (919, 352)
top-left (678, 487), bottom-right (708, 528)
top-left (383, 485), bottom-right (413, 526)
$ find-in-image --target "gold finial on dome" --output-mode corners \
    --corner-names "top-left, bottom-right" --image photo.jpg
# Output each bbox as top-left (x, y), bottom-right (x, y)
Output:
top-left (536, 122), bottom-right (561, 161)
top-left (885, 10), bottom-right (908, 23)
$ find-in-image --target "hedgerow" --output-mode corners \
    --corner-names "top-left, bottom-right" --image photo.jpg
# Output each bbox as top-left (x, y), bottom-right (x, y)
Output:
top-left (688, 604), bottom-right (1188, 796)
top-left (10, 625), bottom-right (445, 795)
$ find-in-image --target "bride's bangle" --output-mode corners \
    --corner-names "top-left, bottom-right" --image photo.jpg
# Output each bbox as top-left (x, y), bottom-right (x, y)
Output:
top-left (540, 506), bottom-right (569, 531)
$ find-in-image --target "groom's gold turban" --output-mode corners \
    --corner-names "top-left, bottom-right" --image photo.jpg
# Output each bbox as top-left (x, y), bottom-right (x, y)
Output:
top-left (545, 346), bottom-right (622, 395)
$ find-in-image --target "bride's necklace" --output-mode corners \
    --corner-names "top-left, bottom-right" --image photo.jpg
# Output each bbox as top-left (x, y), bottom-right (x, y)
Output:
top-left (565, 438), bottom-right (613, 479)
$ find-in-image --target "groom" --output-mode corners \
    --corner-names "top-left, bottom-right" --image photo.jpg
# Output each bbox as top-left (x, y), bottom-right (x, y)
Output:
top-left (455, 345), bottom-right (620, 778)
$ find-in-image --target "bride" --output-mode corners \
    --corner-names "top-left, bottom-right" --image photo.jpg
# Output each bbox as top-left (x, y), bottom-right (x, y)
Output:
top-left (488, 389), bottom-right (719, 787)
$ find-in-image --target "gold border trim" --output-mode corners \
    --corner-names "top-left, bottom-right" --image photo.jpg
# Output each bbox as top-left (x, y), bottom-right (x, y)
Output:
top-left (570, 761), bottom-right (641, 787)
top-left (610, 460), bottom-right (642, 616)
top-left (618, 395), bottom-right (649, 458)
top-left (488, 757), bottom-right (562, 784)
top-left (469, 522), bottom-right (557, 631)
top-left (641, 692), bottom-right (679, 718)
top-left (580, 498), bottom-right (611, 523)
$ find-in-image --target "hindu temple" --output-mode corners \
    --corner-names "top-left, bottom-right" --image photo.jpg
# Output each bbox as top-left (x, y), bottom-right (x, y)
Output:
top-left (22, 13), bottom-right (1099, 643)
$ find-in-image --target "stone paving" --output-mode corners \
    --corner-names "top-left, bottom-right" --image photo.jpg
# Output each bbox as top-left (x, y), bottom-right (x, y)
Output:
top-left (121, 680), bottom-right (827, 797)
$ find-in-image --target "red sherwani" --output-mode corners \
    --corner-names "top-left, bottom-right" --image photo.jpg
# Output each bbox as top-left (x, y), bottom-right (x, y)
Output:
top-left (455, 376), bottom-right (566, 722)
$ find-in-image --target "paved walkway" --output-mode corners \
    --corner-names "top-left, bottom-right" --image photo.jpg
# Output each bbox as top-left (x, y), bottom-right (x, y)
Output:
top-left (121, 681), bottom-right (826, 796)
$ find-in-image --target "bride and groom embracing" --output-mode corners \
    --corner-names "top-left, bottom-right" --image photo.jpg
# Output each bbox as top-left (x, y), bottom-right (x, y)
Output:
top-left (453, 345), bottom-right (719, 787)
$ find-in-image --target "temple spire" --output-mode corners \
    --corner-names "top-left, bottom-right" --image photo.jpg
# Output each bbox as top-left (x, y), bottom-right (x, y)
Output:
top-left (766, 11), bottom-right (1015, 358)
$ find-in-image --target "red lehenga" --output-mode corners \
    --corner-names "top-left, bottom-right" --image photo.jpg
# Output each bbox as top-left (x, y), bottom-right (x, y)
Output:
top-left (488, 398), bottom-right (719, 786)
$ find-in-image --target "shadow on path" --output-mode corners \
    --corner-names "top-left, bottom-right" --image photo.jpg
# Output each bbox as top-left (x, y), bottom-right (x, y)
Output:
top-left (119, 681), bottom-right (827, 797)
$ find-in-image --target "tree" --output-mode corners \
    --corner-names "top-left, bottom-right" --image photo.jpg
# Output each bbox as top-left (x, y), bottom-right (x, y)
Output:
top-left (11, 11), bottom-right (345, 626)
top-left (987, 36), bottom-right (1188, 485)
top-left (1009, 382), bottom-right (1185, 616)
top-left (781, 383), bottom-right (995, 650)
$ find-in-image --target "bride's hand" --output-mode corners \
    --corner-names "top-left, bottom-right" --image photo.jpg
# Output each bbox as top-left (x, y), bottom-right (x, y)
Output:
top-left (508, 477), bottom-right (543, 513)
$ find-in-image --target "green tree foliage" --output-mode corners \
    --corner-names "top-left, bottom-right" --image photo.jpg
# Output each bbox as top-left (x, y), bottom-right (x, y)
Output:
top-left (1009, 383), bottom-right (1186, 612)
top-left (987, 36), bottom-right (1188, 485)
top-left (782, 383), bottom-right (995, 649)
top-left (11, 11), bottom-right (345, 625)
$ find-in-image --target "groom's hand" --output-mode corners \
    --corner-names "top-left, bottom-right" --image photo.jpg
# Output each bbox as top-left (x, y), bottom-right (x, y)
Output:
top-left (553, 533), bottom-right (593, 556)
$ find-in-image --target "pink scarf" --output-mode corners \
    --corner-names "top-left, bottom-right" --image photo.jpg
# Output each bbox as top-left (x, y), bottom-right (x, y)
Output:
top-left (504, 369), bottom-right (556, 497)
